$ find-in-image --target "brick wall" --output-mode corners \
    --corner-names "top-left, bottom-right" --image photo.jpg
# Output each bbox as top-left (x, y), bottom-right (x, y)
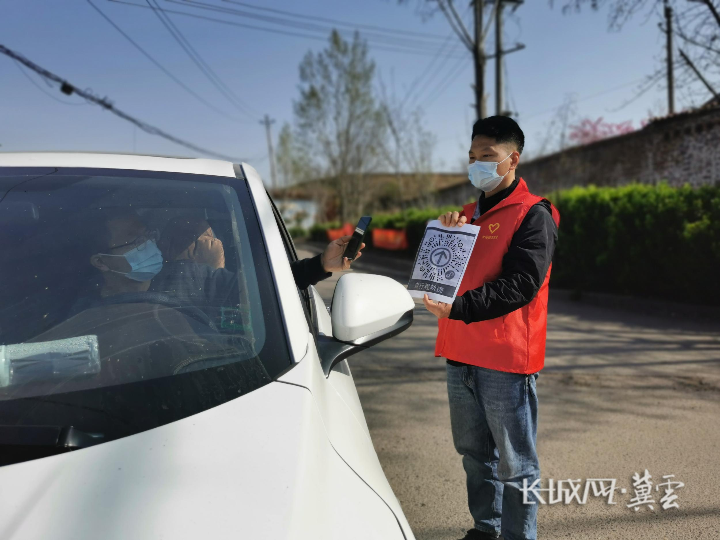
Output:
top-left (517, 105), bottom-right (720, 196)
top-left (433, 105), bottom-right (720, 206)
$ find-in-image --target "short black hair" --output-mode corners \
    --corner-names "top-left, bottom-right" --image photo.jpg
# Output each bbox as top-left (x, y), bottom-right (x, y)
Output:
top-left (471, 116), bottom-right (525, 154)
top-left (81, 208), bottom-right (141, 257)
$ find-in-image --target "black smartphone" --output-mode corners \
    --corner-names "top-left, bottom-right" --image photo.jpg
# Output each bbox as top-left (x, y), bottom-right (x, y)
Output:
top-left (344, 216), bottom-right (372, 260)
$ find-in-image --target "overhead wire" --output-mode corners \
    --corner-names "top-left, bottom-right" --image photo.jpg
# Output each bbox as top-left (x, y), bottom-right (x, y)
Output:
top-left (107, 0), bottom-right (469, 59)
top-left (522, 77), bottom-right (654, 121)
top-left (403, 4), bottom-right (474, 111)
top-left (143, 0), bottom-right (259, 119)
top-left (408, 4), bottom-right (474, 111)
top-left (401, 31), bottom-right (459, 110)
top-left (175, 0), bottom-right (446, 52)
top-left (87, 0), bottom-right (252, 123)
top-left (13, 60), bottom-right (88, 106)
top-left (419, 54), bottom-right (471, 110)
top-left (0, 43), bottom-right (243, 162)
top-left (221, 0), bottom-right (448, 42)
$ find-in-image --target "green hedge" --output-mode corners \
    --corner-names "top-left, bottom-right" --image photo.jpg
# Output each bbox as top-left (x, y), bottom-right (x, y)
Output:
top-left (309, 183), bottom-right (720, 306)
top-left (549, 182), bottom-right (720, 306)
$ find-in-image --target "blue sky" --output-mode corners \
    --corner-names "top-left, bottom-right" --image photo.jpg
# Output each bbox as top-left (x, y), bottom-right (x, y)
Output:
top-left (0, 0), bottom-right (708, 183)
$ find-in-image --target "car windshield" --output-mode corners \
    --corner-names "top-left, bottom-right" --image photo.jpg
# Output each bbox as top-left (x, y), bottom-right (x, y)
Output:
top-left (0, 166), bottom-right (290, 466)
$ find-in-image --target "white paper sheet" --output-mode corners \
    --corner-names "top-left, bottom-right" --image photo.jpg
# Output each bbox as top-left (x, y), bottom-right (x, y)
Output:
top-left (407, 220), bottom-right (481, 304)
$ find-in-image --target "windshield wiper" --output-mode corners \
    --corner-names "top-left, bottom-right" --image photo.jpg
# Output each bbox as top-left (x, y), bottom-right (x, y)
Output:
top-left (0, 425), bottom-right (104, 449)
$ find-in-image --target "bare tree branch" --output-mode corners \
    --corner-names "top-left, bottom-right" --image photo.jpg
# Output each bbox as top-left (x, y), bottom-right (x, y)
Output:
top-left (483, 0), bottom-right (501, 42)
top-left (674, 25), bottom-right (720, 55)
top-left (445, 0), bottom-right (475, 43)
top-left (697, 0), bottom-right (720, 28)
top-left (679, 47), bottom-right (719, 97)
top-left (436, 0), bottom-right (474, 50)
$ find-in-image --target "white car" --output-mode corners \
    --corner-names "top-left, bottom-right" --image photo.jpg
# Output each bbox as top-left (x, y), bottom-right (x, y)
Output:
top-left (0, 153), bottom-right (416, 540)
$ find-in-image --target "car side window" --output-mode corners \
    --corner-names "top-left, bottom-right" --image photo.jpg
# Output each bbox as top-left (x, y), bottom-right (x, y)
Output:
top-left (267, 193), bottom-right (318, 337)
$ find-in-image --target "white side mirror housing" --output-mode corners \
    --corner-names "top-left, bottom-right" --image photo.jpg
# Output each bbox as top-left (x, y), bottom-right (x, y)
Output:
top-left (331, 273), bottom-right (414, 345)
top-left (317, 273), bottom-right (414, 375)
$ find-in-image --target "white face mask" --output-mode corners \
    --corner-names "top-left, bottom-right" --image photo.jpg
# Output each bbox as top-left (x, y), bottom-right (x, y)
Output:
top-left (467, 153), bottom-right (513, 192)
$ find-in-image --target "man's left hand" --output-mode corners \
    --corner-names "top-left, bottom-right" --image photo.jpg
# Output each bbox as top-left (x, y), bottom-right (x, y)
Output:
top-left (423, 294), bottom-right (452, 319)
top-left (321, 235), bottom-right (365, 272)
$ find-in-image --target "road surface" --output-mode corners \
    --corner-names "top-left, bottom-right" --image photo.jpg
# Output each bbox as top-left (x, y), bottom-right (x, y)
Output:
top-left (299, 245), bottom-right (720, 540)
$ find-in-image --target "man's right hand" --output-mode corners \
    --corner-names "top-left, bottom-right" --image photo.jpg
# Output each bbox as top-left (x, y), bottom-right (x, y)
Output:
top-left (439, 211), bottom-right (467, 228)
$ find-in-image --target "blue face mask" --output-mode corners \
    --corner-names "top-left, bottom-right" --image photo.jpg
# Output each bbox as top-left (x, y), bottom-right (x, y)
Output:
top-left (467, 152), bottom-right (513, 192)
top-left (100, 240), bottom-right (164, 282)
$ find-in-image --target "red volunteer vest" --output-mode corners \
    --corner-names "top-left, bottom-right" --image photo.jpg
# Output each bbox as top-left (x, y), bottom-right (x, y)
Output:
top-left (435, 178), bottom-right (560, 374)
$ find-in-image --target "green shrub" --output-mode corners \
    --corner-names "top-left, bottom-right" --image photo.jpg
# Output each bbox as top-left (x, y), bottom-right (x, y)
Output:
top-left (288, 226), bottom-right (308, 241)
top-left (549, 182), bottom-right (720, 306)
top-left (308, 221), bottom-right (340, 242)
top-left (310, 183), bottom-right (720, 306)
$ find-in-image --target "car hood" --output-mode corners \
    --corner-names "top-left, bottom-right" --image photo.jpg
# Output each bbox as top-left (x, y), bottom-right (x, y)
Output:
top-left (0, 381), bottom-right (404, 540)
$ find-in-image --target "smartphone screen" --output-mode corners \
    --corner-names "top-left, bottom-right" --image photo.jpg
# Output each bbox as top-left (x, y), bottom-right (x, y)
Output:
top-left (345, 216), bottom-right (372, 260)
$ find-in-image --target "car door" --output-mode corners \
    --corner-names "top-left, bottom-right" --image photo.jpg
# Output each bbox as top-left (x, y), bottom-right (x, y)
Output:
top-left (266, 194), bottom-right (372, 431)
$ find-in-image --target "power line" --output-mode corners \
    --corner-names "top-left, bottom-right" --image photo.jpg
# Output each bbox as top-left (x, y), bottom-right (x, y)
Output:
top-left (144, 0), bottom-right (259, 119)
top-left (521, 77), bottom-right (653, 121)
top-left (176, 0), bottom-right (447, 52)
top-left (86, 0), bottom-right (252, 123)
top-left (222, 0), bottom-right (448, 42)
top-left (419, 55), bottom-right (471, 110)
top-left (401, 31), bottom-right (459, 109)
top-left (401, 5), bottom-right (474, 110)
top-left (0, 43), bottom-right (243, 162)
top-left (13, 60), bottom-right (87, 106)
top-left (107, 0), bottom-right (470, 59)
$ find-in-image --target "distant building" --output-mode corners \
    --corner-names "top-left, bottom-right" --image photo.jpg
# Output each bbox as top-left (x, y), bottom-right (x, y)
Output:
top-left (271, 172), bottom-right (467, 222)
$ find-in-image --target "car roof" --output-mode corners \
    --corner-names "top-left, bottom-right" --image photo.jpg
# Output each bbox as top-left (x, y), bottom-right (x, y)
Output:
top-left (0, 152), bottom-right (238, 178)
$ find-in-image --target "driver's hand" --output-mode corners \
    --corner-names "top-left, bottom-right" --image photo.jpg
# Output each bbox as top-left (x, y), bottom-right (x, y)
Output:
top-left (321, 235), bottom-right (365, 272)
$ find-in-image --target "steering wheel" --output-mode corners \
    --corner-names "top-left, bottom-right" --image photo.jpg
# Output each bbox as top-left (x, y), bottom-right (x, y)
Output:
top-left (98, 292), bottom-right (219, 332)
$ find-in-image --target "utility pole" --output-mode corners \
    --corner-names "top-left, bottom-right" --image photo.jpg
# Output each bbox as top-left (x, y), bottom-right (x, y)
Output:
top-left (260, 114), bottom-right (277, 189)
top-left (664, 0), bottom-right (675, 115)
top-left (494, 0), bottom-right (523, 116)
top-left (436, 1), bottom-right (523, 120)
top-left (474, 0), bottom-right (486, 120)
top-left (495, 1), bottom-right (503, 116)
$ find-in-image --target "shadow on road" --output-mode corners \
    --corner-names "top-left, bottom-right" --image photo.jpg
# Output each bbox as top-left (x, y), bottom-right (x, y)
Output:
top-left (297, 243), bottom-right (720, 539)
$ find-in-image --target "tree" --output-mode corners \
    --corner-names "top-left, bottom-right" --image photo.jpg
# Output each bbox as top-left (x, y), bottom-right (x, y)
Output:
top-left (377, 75), bottom-right (438, 208)
top-left (567, 117), bottom-right (636, 145)
top-left (276, 122), bottom-right (314, 188)
top-left (292, 30), bottom-right (387, 222)
top-left (556, 0), bottom-right (720, 107)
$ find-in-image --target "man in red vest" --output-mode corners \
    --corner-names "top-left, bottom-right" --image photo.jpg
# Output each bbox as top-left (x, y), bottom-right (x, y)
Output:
top-left (422, 116), bottom-right (559, 540)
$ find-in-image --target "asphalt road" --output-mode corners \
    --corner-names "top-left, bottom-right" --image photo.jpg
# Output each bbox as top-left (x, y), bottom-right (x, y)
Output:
top-left (298, 245), bottom-right (720, 540)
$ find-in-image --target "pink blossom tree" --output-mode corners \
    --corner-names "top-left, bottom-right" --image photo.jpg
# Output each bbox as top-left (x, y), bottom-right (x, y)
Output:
top-left (568, 117), bottom-right (635, 145)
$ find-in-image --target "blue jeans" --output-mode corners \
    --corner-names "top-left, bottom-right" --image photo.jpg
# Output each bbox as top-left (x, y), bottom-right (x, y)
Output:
top-left (446, 363), bottom-right (540, 540)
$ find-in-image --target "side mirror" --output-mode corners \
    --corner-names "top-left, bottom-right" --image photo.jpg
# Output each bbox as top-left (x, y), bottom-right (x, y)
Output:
top-left (317, 273), bottom-right (414, 376)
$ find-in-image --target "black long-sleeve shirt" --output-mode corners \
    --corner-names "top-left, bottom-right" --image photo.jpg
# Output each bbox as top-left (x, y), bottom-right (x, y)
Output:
top-left (447, 178), bottom-right (557, 365)
top-left (291, 254), bottom-right (332, 290)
